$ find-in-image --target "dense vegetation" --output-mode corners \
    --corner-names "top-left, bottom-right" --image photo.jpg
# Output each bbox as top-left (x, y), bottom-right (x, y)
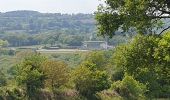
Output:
top-left (0, 11), bottom-right (94, 47)
top-left (0, 11), bottom-right (128, 47)
top-left (95, 0), bottom-right (170, 36)
top-left (0, 0), bottom-right (170, 99)
top-left (0, 32), bottom-right (169, 100)
top-left (0, 11), bottom-right (94, 34)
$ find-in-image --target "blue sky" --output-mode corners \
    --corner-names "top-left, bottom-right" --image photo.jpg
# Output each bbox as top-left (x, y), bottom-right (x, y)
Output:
top-left (0, 0), bottom-right (102, 14)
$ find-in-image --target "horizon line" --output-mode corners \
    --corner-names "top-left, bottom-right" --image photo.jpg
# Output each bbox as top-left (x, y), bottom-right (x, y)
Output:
top-left (0, 10), bottom-right (97, 14)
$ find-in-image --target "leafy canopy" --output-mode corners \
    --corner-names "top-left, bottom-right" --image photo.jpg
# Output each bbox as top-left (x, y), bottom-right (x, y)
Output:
top-left (0, 39), bottom-right (8, 47)
top-left (42, 60), bottom-right (70, 90)
top-left (72, 61), bottom-right (110, 98)
top-left (0, 70), bottom-right (7, 87)
top-left (15, 53), bottom-right (47, 99)
top-left (96, 0), bottom-right (170, 37)
top-left (113, 33), bottom-right (170, 97)
top-left (111, 75), bottom-right (147, 100)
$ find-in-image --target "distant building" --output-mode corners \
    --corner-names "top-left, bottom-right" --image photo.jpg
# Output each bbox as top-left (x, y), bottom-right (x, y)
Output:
top-left (82, 41), bottom-right (108, 50)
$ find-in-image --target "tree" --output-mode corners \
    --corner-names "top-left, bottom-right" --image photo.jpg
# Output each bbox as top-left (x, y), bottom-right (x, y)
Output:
top-left (15, 53), bottom-right (47, 99)
top-left (84, 51), bottom-right (116, 78)
top-left (0, 70), bottom-right (7, 87)
top-left (0, 39), bottom-right (9, 47)
top-left (84, 51), bottom-right (114, 72)
top-left (111, 75), bottom-right (147, 100)
top-left (42, 60), bottom-right (70, 92)
top-left (113, 33), bottom-right (170, 98)
top-left (153, 32), bottom-right (170, 97)
top-left (95, 0), bottom-right (170, 37)
top-left (72, 61), bottom-right (110, 99)
top-left (85, 51), bottom-right (106, 70)
top-left (67, 35), bottom-right (84, 46)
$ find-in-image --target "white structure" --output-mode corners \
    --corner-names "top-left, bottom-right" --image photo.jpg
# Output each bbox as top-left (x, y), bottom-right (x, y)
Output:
top-left (82, 41), bottom-right (108, 50)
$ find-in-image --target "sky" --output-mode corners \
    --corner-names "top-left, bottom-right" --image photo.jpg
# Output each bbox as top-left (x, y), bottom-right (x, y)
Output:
top-left (0, 0), bottom-right (102, 14)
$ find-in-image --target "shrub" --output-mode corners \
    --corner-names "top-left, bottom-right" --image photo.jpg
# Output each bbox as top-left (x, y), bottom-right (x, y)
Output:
top-left (111, 75), bottom-right (147, 100)
top-left (72, 62), bottom-right (110, 99)
top-left (0, 70), bottom-right (7, 87)
top-left (112, 34), bottom-right (170, 97)
top-left (15, 53), bottom-right (47, 99)
top-left (5, 87), bottom-right (25, 100)
top-left (42, 60), bottom-right (70, 92)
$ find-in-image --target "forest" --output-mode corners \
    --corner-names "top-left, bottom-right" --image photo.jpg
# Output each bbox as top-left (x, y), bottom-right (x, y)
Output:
top-left (0, 0), bottom-right (170, 100)
top-left (0, 11), bottom-right (127, 47)
top-left (0, 11), bottom-right (95, 47)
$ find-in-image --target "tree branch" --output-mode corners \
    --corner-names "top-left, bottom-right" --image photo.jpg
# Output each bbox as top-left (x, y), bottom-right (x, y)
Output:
top-left (158, 9), bottom-right (170, 15)
top-left (158, 26), bottom-right (170, 36)
top-left (150, 16), bottom-right (170, 19)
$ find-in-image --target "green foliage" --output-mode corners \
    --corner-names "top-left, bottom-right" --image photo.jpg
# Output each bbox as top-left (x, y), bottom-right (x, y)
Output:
top-left (0, 49), bottom-right (15, 56)
top-left (113, 33), bottom-right (170, 98)
top-left (97, 90), bottom-right (122, 100)
top-left (0, 39), bottom-right (8, 47)
top-left (72, 62), bottom-right (110, 99)
top-left (113, 34), bottom-right (159, 75)
top-left (0, 11), bottom-right (129, 47)
top-left (0, 11), bottom-right (95, 34)
top-left (154, 32), bottom-right (170, 62)
top-left (95, 0), bottom-right (170, 37)
top-left (85, 51), bottom-right (106, 69)
top-left (85, 51), bottom-right (114, 73)
top-left (73, 61), bottom-right (110, 98)
top-left (0, 86), bottom-right (26, 100)
top-left (95, 11), bottom-right (123, 37)
top-left (153, 32), bottom-right (170, 97)
top-left (0, 11), bottom-right (97, 47)
top-left (111, 75), bottom-right (147, 100)
top-left (51, 53), bottom-right (86, 67)
top-left (0, 70), bottom-right (7, 87)
top-left (0, 87), bottom-right (6, 99)
top-left (5, 87), bottom-right (25, 100)
top-left (111, 69), bottom-right (124, 81)
top-left (42, 60), bottom-right (70, 90)
top-left (15, 53), bottom-right (47, 99)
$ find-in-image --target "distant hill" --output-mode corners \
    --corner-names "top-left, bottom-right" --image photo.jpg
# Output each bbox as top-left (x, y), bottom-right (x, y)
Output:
top-left (0, 10), bottom-right (95, 34)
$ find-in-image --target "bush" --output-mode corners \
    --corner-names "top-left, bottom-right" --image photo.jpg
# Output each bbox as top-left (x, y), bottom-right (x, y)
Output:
top-left (42, 60), bottom-right (70, 92)
top-left (97, 90), bottom-right (122, 100)
top-left (0, 49), bottom-right (15, 56)
top-left (0, 70), bottom-right (7, 87)
top-left (15, 53), bottom-right (47, 99)
top-left (112, 34), bottom-right (170, 98)
top-left (72, 62), bottom-right (110, 99)
top-left (0, 87), bottom-right (26, 100)
top-left (5, 87), bottom-right (25, 100)
top-left (111, 75), bottom-right (147, 100)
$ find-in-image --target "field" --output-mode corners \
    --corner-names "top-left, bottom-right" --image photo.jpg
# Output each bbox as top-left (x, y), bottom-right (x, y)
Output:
top-left (0, 48), bottom-right (90, 73)
top-left (0, 55), bottom-right (20, 78)
top-left (0, 55), bottom-right (18, 68)
top-left (36, 49), bottom-right (89, 54)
